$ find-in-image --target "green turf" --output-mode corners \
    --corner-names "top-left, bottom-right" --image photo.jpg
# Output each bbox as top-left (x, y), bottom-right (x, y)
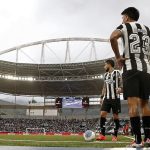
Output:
top-left (0, 134), bottom-right (132, 147)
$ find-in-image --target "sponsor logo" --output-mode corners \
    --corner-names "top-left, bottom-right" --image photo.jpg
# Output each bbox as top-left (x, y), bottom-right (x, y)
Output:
top-left (105, 79), bottom-right (114, 84)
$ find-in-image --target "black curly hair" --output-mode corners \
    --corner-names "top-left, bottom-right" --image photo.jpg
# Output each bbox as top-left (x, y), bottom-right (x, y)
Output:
top-left (105, 59), bottom-right (115, 68)
top-left (121, 7), bottom-right (139, 21)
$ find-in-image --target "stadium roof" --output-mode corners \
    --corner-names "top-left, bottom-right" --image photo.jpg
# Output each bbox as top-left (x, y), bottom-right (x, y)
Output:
top-left (0, 59), bottom-right (109, 96)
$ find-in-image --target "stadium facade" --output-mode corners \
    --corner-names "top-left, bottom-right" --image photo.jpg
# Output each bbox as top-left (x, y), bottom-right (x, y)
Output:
top-left (0, 37), bottom-right (129, 119)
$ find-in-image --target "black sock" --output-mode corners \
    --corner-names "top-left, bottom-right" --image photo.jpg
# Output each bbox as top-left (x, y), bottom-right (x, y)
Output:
top-left (100, 117), bottom-right (106, 136)
top-left (130, 116), bottom-right (142, 144)
top-left (142, 116), bottom-right (150, 141)
top-left (114, 119), bottom-right (119, 137)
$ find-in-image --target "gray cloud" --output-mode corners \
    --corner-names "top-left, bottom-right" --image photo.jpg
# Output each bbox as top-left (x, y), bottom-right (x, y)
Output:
top-left (0, 0), bottom-right (150, 54)
top-left (0, 0), bottom-right (150, 102)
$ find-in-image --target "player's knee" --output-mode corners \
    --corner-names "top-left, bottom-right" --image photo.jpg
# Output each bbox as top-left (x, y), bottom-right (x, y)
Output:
top-left (141, 107), bottom-right (150, 116)
top-left (113, 114), bottom-right (119, 119)
top-left (128, 108), bottom-right (139, 117)
top-left (100, 111), bottom-right (107, 117)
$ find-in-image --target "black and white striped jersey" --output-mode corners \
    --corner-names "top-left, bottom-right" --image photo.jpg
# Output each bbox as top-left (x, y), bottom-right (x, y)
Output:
top-left (104, 70), bottom-right (121, 99)
top-left (117, 22), bottom-right (150, 74)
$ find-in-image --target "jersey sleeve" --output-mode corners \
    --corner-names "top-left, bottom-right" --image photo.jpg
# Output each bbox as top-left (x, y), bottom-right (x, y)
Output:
top-left (103, 73), bottom-right (107, 80)
top-left (116, 24), bottom-right (124, 33)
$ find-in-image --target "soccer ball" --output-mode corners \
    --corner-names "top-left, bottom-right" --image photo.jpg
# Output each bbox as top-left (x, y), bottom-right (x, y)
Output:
top-left (83, 130), bottom-right (96, 141)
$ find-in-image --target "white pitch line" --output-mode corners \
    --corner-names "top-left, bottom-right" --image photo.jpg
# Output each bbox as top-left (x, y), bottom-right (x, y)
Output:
top-left (123, 136), bottom-right (134, 140)
top-left (93, 141), bottom-right (130, 144)
top-left (0, 138), bottom-right (130, 144)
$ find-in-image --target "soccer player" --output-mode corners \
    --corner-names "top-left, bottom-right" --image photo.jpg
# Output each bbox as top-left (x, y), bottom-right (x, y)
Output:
top-left (96, 59), bottom-right (122, 141)
top-left (110, 7), bottom-right (150, 147)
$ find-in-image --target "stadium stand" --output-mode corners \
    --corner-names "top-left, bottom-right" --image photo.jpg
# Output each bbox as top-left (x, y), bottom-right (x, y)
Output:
top-left (0, 118), bottom-right (98, 133)
top-left (0, 59), bottom-right (105, 96)
top-left (0, 118), bottom-right (132, 135)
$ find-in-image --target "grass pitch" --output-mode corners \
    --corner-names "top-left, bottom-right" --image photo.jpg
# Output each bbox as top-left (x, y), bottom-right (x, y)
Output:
top-left (0, 134), bottom-right (132, 148)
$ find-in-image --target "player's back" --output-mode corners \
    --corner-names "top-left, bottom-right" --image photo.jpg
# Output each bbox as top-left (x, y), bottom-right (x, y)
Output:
top-left (118, 22), bottom-right (150, 73)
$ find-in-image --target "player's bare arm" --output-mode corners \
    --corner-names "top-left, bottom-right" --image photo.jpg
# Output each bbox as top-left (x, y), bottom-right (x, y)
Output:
top-left (110, 30), bottom-right (121, 58)
top-left (110, 30), bottom-right (126, 67)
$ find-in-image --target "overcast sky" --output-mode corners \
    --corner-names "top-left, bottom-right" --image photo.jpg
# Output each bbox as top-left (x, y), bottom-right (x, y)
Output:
top-left (0, 0), bottom-right (150, 102)
top-left (0, 0), bottom-right (149, 46)
top-left (0, 0), bottom-right (150, 63)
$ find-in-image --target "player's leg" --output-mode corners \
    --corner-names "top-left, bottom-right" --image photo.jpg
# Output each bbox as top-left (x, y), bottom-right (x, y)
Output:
top-left (112, 99), bottom-right (120, 141)
top-left (123, 71), bottom-right (142, 146)
top-left (97, 99), bottom-right (110, 140)
top-left (139, 72), bottom-right (150, 146)
top-left (96, 111), bottom-right (108, 140)
top-left (112, 113), bottom-right (119, 141)
top-left (140, 100), bottom-right (150, 142)
top-left (100, 111), bottom-right (108, 136)
top-left (128, 97), bottom-right (142, 144)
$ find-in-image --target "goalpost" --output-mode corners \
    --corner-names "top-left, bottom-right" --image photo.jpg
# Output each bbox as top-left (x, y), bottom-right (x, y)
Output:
top-left (25, 128), bottom-right (46, 135)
